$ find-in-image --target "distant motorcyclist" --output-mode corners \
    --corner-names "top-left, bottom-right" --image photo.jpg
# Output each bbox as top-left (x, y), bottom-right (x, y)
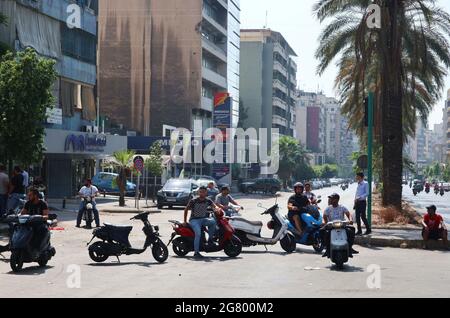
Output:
top-left (215, 185), bottom-right (242, 217)
top-left (287, 182), bottom-right (310, 235)
top-left (206, 181), bottom-right (219, 200)
top-left (76, 179), bottom-right (100, 228)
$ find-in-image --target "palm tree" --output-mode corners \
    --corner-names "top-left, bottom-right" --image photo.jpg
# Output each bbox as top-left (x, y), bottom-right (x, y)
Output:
top-left (110, 150), bottom-right (136, 207)
top-left (314, 0), bottom-right (450, 209)
top-left (276, 136), bottom-right (311, 188)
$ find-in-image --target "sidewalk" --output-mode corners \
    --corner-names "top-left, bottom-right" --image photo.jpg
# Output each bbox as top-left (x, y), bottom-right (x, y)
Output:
top-left (355, 228), bottom-right (450, 250)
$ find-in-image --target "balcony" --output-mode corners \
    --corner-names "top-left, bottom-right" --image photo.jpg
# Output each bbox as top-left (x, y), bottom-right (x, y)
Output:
top-left (215, 0), bottom-right (228, 10)
top-left (274, 42), bottom-right (286, 57)
top-left (201, 96), bottom-right (214, 112)
top-left (202, 37), bottom-right (227, 63)
top-left (202, 67), bottom-right (227, 89)
top-left (273, 79), bottom-right (288, 94)
top-left (202, 5), bottom-right (227, 36)
top-left (273, 61), bottom-right (287, 75)
top-left (272, 115), bottom-right (288, 127)
top-left (273, 97), bottom-right (287, 111)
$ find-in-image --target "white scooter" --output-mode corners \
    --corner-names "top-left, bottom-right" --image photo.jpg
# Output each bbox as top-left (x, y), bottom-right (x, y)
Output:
top-left (323, 220), bottom-right (352, 269)
top-left (228, 203), bottom-right (296, 253)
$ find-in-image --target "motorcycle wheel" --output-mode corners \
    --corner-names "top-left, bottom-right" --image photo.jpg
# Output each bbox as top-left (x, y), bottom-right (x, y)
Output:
top-left (88, 242), bottom-right (109, 263)
top-left (224, 237), bottom-right (242, 258)
top-left (280, 234), bottom-right (296, 253)
top-left (152, 240), bottom-right (169, 263)
top-left (172, 237), bottom-right (190, 257)
top-left (333, 251), bottom-right (347, 270)
top-left (10, 251), bottom-right (24, 272)
top-left (312, 237), bottom-right (325, 253)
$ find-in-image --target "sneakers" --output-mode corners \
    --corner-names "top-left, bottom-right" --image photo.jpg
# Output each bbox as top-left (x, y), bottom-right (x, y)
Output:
top-left (356, 231), bottom-right (363, 236)
top-left (75, 224), bottom-right (81, 228)
top-left (364, 229), bottom-right (372, 235)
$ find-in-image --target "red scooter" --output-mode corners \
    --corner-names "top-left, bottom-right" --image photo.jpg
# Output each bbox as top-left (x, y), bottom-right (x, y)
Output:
top-left (168, 210), bottom-right (242, 258)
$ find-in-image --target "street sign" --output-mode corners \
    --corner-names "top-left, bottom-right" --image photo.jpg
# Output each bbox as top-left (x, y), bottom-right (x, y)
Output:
top-left (357, 155), bottom-right (369, 170)
top-left (134, 156), bottom-right (145, 173)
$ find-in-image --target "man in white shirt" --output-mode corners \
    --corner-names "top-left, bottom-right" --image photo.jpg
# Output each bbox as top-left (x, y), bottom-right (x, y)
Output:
top-left (76, 179), bottom-right (100, 228)
top-left (354, 172), bottom-right (371, 235)
top-left (322, 193), bottom-right (358, 257)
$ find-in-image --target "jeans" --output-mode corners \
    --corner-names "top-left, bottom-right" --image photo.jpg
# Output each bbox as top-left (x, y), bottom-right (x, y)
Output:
top-left (189, 217), bottom-right (217, 253)
top-left (77, 201), bottom-right (100, 227)
top-left (0, 194), bottom-right (7, 216)
top-left (355, 200), bottom-right (370, 232)
top-left (7, 193), bottom-right (24, 213)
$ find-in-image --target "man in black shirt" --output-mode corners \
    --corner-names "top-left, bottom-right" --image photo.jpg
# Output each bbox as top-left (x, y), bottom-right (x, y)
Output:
top-left (7, 166), bottom-right (25, 212)
top-left (288, 182), bottom-right (310, 235)
top-left (21, 189), bottom-right (49, 219)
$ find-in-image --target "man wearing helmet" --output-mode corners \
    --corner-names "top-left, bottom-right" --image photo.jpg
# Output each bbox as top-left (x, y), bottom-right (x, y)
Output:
top-left (288, 182), bottom-right (310, 235)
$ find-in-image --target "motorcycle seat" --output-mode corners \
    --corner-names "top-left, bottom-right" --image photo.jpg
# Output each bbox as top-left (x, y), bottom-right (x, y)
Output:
top-left (104, 223), bottom-right (133, 232)
top-left (230, 217), bottom-right (263, 227)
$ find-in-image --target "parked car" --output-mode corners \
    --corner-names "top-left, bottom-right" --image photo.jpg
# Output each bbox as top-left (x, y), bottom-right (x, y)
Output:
top-left (239, 178), bottom-right (282, 195)
top-left (193, 179), bottom-right (219, 198)
top-left (311, 180), bottom-right (323, 189)
top-left (321, 179), bottom-right (332, 188)
top-left (157, 178), bottom-right (197, 209)
top-left (440, 182), bottom-right (450, 192)
top-left (92, 172), bottom-right (136, 196)
top-left (193, 175), bottom-right (224, 188)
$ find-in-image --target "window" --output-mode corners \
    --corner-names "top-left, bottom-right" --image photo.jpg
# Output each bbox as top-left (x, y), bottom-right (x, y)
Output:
top-left (61, 23), bottom-right (97, 64)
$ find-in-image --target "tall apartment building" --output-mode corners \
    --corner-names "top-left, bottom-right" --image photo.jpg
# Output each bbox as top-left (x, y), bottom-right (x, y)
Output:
top-left (240, 29), bottom-right (298, 138)
top-left (0, 0), bottom-right (127, 198)
top-left (98, 0), bottom-right (240, 136)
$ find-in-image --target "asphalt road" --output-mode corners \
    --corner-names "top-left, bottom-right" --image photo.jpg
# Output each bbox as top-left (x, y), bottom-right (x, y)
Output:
top-left (402, 185), bottom-right (450, 224)
top-left (1, 186), bottom-right (449, 298)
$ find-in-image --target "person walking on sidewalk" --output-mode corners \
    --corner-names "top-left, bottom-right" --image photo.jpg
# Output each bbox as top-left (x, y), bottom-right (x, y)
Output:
top-left (0, 164), bottom-right (9, 217)
top-left (422, 205), bottom-right (448, 250)
top-left (354, 173), bottom-right (371, 236)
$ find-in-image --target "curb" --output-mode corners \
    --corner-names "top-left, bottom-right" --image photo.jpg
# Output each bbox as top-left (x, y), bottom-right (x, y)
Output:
top-left (355, 235), bottom-right (450, 250)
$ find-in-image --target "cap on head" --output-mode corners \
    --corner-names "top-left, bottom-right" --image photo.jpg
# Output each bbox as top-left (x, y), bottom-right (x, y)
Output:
top-left (328, 193), bottom-right (340, 200)
top-left (221, 184), bottom-right (230, 191)
top-left (426, 205), bottom-right (437, 212)
top-left (198, 186), bottom-right (208, 191)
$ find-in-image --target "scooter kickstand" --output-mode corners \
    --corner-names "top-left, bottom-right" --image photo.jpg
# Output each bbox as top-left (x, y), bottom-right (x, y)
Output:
top-left (115, 256), bottom-right (121, 263)
top-left (264, 245), bottom-right (268, 252)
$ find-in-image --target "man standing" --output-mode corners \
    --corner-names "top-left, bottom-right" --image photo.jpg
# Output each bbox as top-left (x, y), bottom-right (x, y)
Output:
top-left (422, 205), bottom-right (448, 250)
top-left (7, 166), bottom-right (25, 213)
top-left (0, 165), bottom-right (9, 216)
top-left (184, 186), bottom-right (219, 259)
top-left (354, 173), bottom-right (371, 235)
top-left (76, 179), bottom-right (100, 228)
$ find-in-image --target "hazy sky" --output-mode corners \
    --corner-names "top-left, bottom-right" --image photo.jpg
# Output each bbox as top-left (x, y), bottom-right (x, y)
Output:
top-left (241, 0), bottom-right (450, 128)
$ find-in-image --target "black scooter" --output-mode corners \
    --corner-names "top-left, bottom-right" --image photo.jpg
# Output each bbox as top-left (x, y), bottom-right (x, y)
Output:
top-left (2, 214), bottom-right (57, 272)
top-left (81, 196), bottom-right (95, 229)
top-left (87, 211), bottom-right (168, 264)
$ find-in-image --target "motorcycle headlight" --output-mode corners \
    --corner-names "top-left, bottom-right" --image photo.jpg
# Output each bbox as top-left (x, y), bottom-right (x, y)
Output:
top-left (86, 203), bottom-right (93, 209)
top-left (333, 222), bottom-right (343, 229)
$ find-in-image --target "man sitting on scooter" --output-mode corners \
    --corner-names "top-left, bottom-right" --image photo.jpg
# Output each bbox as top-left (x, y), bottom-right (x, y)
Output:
top-left (20, 188), bottom-right (51, 250)
top-left (184, 186), bottom-right (221, 259)
top-left (76, 179), bottom-right (100, 228)
top-left (321, 193), bottom-right (358, 257)
top-left (288, 182), bottom-right (310, 235)
top-left (215, 185), bottom-right (242, 217)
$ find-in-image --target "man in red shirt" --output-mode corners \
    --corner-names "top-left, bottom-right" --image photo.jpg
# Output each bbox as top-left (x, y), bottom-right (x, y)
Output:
top-left (422, 205), bottom-right (448, 250)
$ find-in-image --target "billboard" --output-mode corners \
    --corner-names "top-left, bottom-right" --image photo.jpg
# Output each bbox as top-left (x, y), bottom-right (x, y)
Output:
top-left (212, 93), bottom-right (232, 183)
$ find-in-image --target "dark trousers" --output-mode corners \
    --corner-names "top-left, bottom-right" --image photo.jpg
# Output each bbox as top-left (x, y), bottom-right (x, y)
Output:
top-left (77, 208), bottom-right (100, 227)
top-left (0, 194), bottom-right (7, 217)
top-left (355, 200), bottom-right (370, 232)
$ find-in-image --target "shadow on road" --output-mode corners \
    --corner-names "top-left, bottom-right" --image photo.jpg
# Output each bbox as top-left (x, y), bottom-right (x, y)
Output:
top-left (240, 250), bottom-right (292, 256)
top-left (172, 255), bottom-right (243, 262)
top-left (87, 261), bottom-right (164, 268)
top-left (5, 265), bottom-right (54, 276)
top-left (326, 264), bottom-right (365, 272)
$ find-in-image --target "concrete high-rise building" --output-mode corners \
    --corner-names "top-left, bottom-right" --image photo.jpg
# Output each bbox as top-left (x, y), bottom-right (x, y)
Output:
top-left (446, 89), bottom-right (450, 159)
top-left (0, 0), bottom-right (126, 198)
top-left (240, 29), bottom-right (298, 138)
top-left (98, 0), bottom-right (240, 136)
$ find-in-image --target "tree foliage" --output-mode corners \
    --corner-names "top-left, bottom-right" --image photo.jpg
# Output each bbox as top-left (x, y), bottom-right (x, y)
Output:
top-left (0, 48), bottom-right (57, 167)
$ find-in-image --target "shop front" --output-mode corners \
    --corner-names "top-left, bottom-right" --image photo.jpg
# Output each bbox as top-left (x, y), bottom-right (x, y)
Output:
top-left (43, 129), bottom-right (127, 198)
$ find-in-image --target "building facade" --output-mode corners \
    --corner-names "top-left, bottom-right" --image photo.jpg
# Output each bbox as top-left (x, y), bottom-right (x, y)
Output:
top-left (98, 0), bottom-right (240, 137)
top-left (239, 29), bottom-right (298, 138)
top-left (0, 0), bottom-right (127, 198)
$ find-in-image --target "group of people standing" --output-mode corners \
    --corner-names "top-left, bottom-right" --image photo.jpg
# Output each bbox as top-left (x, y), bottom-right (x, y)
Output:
top-left (0, 164), bottom-right (29, 217)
